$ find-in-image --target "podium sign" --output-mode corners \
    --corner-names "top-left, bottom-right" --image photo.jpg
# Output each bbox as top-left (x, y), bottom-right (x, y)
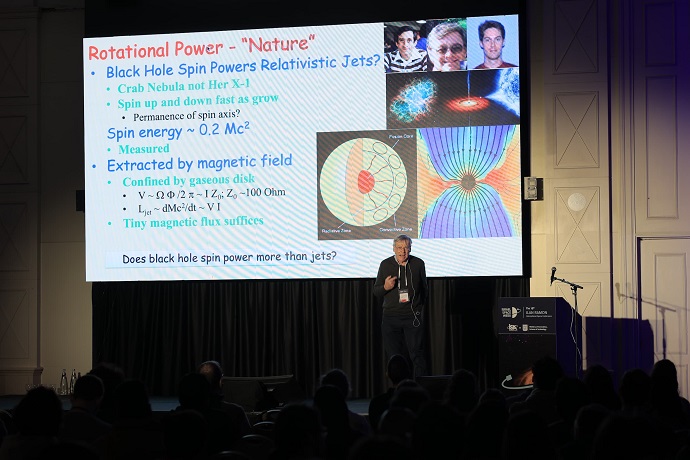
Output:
top-left (497, 297), bottom-right (582, 390)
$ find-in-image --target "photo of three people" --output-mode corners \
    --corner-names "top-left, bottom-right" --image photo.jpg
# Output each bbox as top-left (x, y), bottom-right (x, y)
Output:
top-left (383, 15), bottom-right (519, 73)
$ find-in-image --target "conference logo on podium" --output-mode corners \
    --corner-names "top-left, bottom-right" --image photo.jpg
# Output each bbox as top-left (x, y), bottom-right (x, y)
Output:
top-left (501, 307), bottom-right (521, 318)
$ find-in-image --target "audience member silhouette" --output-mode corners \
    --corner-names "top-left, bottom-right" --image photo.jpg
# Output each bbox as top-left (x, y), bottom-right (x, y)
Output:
top-left (618, 367), bottom-right (653, 416)
top-left (559, 403), bottom-right (610, 460)
top-left (549, 376), bottom-right (590, 450)
top-left (233, 433), bottom-right (276, 460)
top-left (478, 387), bottom-right (507, 404)
top-left (502, 410), bottom-right (558, 460)
top-left (591, 412), bottom-right (677, 460)
top-left (59, 374), bottom-right (113, 446)
top-left (509, 355), bottom-right (564, 424)
top-left (0, 409), bottom-right (13, 437)
top-left (198, 360), bottom-right (252, 437)
top-left (376, 406), bottom-right (416, 446)
top-left (463, 392), bottom-right (509, 460)
top-left (442, 368), bottom-right (479, 415)
top-left (368, 354), bottom-right (410, 433)
top-left (0, 386), bottom-right (62, 460)
top-left (10, 358), bottom-right (690, 459)
top-left (93, 379), bottom-right (165, 460)
top-left (175, 372), bottom-right (239, 455)
top-left (411, 402), bottom-right (463, 460)
top-left (162, 409), bottom-right (208, 460)
top-left (320, 368), bottom-right (371, 436)
top-left (388, 381), bottom-right (431, 416)
top-left (583, 364), bottom-right (621, 411)
top-left (313, 384), bottom-right (362, 460)
top-left (650, 358), bottom-right (690, 430)
top-left (88, 362), bottom-right (126, 424)
top-left (270, 403), bottom-right (322, 460)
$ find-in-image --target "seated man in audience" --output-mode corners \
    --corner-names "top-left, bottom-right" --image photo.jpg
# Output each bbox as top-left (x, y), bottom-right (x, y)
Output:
top-left (60, 374), bottom-right (113, 445)
top-left (197, 360), bottom-right (252, 437)
top-left (369, 354), bottom-right (410, 432)
top-left (0, 386), bottom-right (63, 460)
top-left (320, 368), bottom-right (371, 436)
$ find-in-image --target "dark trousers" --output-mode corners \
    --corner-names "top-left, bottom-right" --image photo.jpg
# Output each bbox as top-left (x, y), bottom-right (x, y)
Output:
top-left (381, 313), bottom-right (427, 378)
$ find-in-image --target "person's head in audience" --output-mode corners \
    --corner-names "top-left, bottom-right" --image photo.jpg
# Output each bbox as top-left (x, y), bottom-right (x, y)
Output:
top-left (426, 21), bottom-right (467, 71)
top-left (162, 409), bottom-right (208, 459)
top-left (651, 358), bottom-right (680, 395)
top-left (88, 362), bottom-right (125, 423)
top-left (113, 379), bottom-right (152, 420)
top-left (572, 403), bottom-right (610, 454)
top-left (650, 359), bottom-right (689, 429)
top-left (13, 386), bottom-right (63, 436)
top-left (390, 384), bottom-right (431, 415)
top-left (197, 360), bottom-right (224, 395)
top-left (313, 384), bottom-right (349, 432)
top-left (396, 379), bottom-right (420, 390)
top-left (377, 406), bottom-right (415, 443)
top-left (387, 354), bottom-right (410, 386)
top-left (443, 368), bottom-right (478, 413)
top-left (583, 364), bottom-right (621, 411)
top-left (531, 355), bottom-right (564, 391)
top-left (463, 397), bottom-right (509, 460)
top-left (618, 368), bottom-right (651, 410)
top-left (273, 403), bottom-right (322, 459)
top-left (314, 384), bottom-right (354, 458)
top-left (320, 368), bottom-right (351, 400)
top-left (177, 372), bottom-right (212, 411)
top-left (478, 388), bottom-right (507, 405)
top-left (71, 374), bottom-right (105, 414)
top-left (555, 376), bottom-right (590, 424)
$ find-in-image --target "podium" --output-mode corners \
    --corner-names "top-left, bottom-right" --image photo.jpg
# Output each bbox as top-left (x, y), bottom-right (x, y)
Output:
top-left (497, 297), bottom-right (582, 390)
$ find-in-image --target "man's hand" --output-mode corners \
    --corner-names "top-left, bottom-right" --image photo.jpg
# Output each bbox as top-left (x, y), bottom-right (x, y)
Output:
top-left (384, 275), bottom-right (397, 291)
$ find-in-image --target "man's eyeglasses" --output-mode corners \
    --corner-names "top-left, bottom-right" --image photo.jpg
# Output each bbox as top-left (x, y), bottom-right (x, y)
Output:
top-left (433, 44), bottom-right (465, 54)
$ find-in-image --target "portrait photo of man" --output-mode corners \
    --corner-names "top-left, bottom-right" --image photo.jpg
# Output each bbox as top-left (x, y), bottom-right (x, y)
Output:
top-left (384, 25), bottom-right (428, 73)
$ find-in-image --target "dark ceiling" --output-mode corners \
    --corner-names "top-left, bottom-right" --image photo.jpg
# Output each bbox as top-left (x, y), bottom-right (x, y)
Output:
top-left (85, 0), bottom-right (523, 37)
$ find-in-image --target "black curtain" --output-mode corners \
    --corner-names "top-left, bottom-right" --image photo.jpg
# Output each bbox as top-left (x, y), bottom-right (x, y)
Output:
top-left (92, 276), bottom-right (528, 398)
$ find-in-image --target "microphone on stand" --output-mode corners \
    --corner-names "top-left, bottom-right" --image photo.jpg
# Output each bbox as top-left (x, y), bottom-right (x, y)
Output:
top-left (550, 267), bottom-right (557, 285)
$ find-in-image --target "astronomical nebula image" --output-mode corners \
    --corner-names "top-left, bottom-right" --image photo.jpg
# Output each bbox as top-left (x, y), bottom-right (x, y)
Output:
top-left (386, 68), bottom-right (521, 129)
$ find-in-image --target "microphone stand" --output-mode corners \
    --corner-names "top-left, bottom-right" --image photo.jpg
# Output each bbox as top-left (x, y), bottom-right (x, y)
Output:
top-left (552, 275), bottom-right (584, 378)
top-left (616, 286), bottom-right (676, 361)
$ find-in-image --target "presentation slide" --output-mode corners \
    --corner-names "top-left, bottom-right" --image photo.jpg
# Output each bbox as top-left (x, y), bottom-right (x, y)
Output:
top-left (83, 15), bottom-right (524, 281)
